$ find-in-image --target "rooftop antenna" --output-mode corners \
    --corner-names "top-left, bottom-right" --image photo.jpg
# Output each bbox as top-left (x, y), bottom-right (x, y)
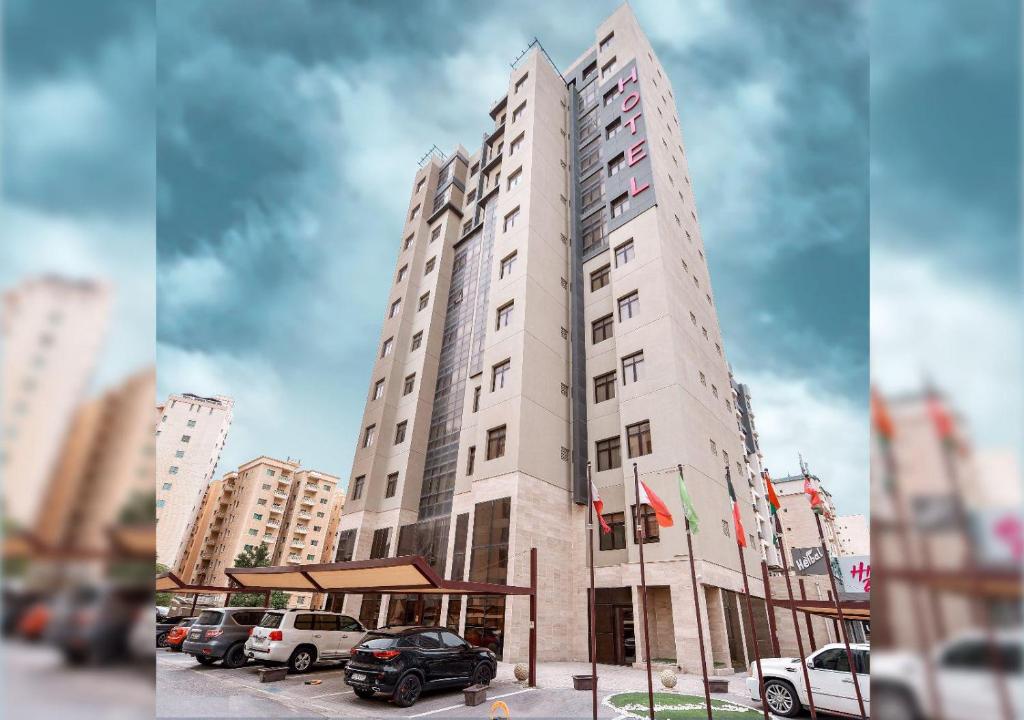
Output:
top-left (510, 36), bottom-right (561, 75)
top-left (417, 144), bottom-right (446, 168)
top-left (798, 453), bottom-right (809, 476)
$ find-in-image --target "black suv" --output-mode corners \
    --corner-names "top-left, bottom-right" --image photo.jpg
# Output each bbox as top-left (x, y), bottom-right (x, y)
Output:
top-left (344, 626), bottom-right (496, 707)
top-left (181, 607), bottom-right (264, 668)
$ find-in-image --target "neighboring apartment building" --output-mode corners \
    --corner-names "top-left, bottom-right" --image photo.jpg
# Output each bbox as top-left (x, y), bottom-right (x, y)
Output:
top-left (155, 392), bottom-right (233, 567)
top-left (333, 5), bottom-right (774, 673)
top-left (33, 367), bottom-right (157, 554)
top-left (1, 276), bottom-right (110, 529)
top-left (732, 377), bottom-right (782, 568)
top-left (773, 472), bottom-right (840, 556)
top-left (835, 513), bottom-right (869, 557)
top-left (179, 456), bottom-right (342, 602)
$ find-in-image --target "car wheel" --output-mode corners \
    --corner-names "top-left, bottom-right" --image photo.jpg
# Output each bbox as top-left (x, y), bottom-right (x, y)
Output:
top-left (222, 644), bottom-right (247, 669)
top-left (392, 673), bottom-right (422, 708)
top-left (195, 655), bottom-right (217, 666)
top-left (470, 663), bottom-right (493, 687)
top-left (763, 679), bottom-right (801, 718)
top-left (353, 687), bottom-right (375, 700)
top-left (873, 685), bottom-right (920, 720)
top-left (156, 632), bottom-right (169, 648)
top-left (288, 647), bottom-right (315, 674)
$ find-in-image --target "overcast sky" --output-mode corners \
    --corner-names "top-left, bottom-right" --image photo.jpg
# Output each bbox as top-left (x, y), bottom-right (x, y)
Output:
top-left (151, 0), bottom-right (871, 511)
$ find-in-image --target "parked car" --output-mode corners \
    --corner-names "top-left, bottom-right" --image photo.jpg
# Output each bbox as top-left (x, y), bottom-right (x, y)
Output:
top-left (245, 609), bottom-right (367, 673)
top-left (47, 584), bottom-right (151, 665)
top-left (344, 626), bottom-right (497, 708)
top-left (130, 606), bottom-right (155, 661)
top-left (156, 613), bottom-right (192, 648)
top-left (872, 630), bottom-right (1022, 720)
top-left (746, 642), bottom-right (870, 717)
top-left (165, 617), bottom-right (198, 652)
top-left (181, 608), bottom-right (264, 668)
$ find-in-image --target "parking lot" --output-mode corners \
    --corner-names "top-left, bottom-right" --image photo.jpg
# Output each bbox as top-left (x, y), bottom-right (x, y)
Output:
top-left (157, 648), bottom-right (628, 718)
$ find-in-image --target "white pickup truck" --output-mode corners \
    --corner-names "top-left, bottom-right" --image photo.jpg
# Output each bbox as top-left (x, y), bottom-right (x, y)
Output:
top-left (746, 642), bottom-right (870, 717)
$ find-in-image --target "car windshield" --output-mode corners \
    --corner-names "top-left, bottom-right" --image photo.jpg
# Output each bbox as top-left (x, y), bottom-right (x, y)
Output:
top-left (178, 618), bottom-right (196, 627)
top-left (196, 610), bottom-right (223, 626)
top-left (258, 613), bottom-right (284, 629)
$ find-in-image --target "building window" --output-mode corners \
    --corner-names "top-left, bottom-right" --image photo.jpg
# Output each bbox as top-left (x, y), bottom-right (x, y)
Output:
top-left (603, 86), bottom-right (620, 107)
top-left (510, 134), bottom-right (524, 156)
top-left (385, 472), bottom-right (398, 498)
top-left (472, 386), bottom-right (481, 412)
top-left (499, 251), bottom-right (517, 278)
top-left (372, 379), bottom-right (385, 400)
top-left (504, 207), bottom-right (520, 231)
top-left (181, 435), bottom-right (191, 443)
top-left (610, 193), bottom-right (630, 219)
top-left (425, 257), bottom-right (436, 274)
top-left (162, 482), bottom-right (172, 490)
top-left (599, 512), bottom-right (626, 550)
top-left (581, 214), bottom-right (605, 250)
top-left (690, 311), bottom-right (697, 326)
top-left (599, 32), bottom-right (614, 53)
top-left (617, 291), bottom-right (639, 321)
top-left (411, 331), bottom-right (423, 351)
top-left (156, 499), bottom-right (165, 508)
top-left (590, 264), bottom-right (610, 291)
top-left (710, 439), bottom-right (718, 455)
top-left (595, 436), bottom-right (621, 471)
top-left (492, 359), bottom-right (511, 391)
top-left (394, 421), bottom-right (408, 444)
top-left (496, 301), bottom-right (513, 330)
top-left (381, 338), bottom-right (393, 358)
top-left (169, 466), bottom-right (179, 474)
top-left (715, 343), bottom-right (722, 356)
top-left (594, 371), bottom-right (616, 403)
top-left (699, 371), bottom-right (707, 386)
top-left (621, 351), bottom-right (644, 384)
top-left (248, 528), bottom-right (258, 537)
top-left (581, 177), bottom-right (603, 209)
top-left (512, 101), bottom-right (526, 123)
top-left (187, 419), bottom-right (197, 428)
top-left (514, 73), bottom-right (528, 94)
top-left (632, 504), bottom-right (660, 543)
top-left (175, 450), bottom-right (184, 458)
top-left (416, 178), bottom-right (425, 193)
top-left (507, 168), bottom-right (522, 190)
top-left (370, 528), bottom-right (391, 560)
top-left (403, 374), bottom-right (416, 395)
top-left (711, 385), bottom-right (719, 398)
top-left (579, 142), bottom-right (600, 174)
top-left (403, 234), bottom-right (413, 250)
top-left (352, 476), bottom-right (364, 500)
top-left (261, 483), bottom-right (271, 490)
top-left (702, 326), bottom-right (709, 339)
top-left (626, 420), bottom-right (653, 458)
top-left (418, 292), bottom-right (430, 311)
top-left (362, 425), bottom-right (376, 448)
top-left (486, 426), bottom-right (507, 460)
top-left (606, 117), bottom-right (622, 140)
top-left (397, 265), bottom-right (408, 283)
top-left (608, 152), bottom-right (625, 176)
top-left (257, 498), bottom-right (267, 506)
top-left (389, 298), bottom-right (401, 318)
top-left (430, 225), bottom-right (442, 242)
top-left (466, 446), bottom-right (476, 476)
top-left (614, 239), bottom-right (635, 267)
top-left (410, 205), bottom-right (420, 222)
top-left (592, 314), bottom-right (614, 344)
top-left (253, 513), bottom-right (263, 521)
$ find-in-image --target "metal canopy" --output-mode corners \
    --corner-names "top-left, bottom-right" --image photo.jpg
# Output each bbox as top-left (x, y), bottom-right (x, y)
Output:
top-left (155, 570), bottom-right (240, 595)
top-left (772, 598), bottom-right (871, 621)
top-left (223, 555), bottom-right (534, 596)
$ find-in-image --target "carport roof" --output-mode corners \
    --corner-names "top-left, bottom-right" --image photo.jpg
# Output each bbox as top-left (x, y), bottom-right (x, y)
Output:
top-left (773, 598), bottom-right (870, 621)
top-left (223, 555), bottom-right (534, 596)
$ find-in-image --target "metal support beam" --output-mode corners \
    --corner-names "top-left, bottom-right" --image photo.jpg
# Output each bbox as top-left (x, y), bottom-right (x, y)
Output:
top-left (529, 547), bottom-right (537, 688)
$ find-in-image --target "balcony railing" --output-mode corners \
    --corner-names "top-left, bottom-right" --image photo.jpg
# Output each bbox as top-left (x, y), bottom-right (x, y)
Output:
top-left (270, 504), bottom-right (284, 513)
top-left (294, 525), bottom-right (308, 534)
top-left (266, 520), bottom-right (280, 529)
top-left (287, 554), bottom-right (301, 563)
top-left (300, 495), bottom-right (315, 506)
top-left (290, 539), bottom-right (305, 548)
top-left (297, 510), bottom-right (312, 520)
top-left (274, 490), bottom-right (289, 499)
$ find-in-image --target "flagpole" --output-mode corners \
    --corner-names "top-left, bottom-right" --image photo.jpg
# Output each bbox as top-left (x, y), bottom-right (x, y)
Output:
top-left (632, 463), bottom-right (655, 720)
top-left (773, 513), bottom-right (818, 719)
top-left (679, 464), bottom-right (713, 720)
top-left (586, 462), bottom-right (599, 720)
top-left (728, 464), bottom-right (770, 720)
top-left (812, 509), bottom-right (867, 719)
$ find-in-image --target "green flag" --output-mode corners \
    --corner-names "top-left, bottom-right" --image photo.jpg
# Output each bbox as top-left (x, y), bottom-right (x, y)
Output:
top-left (677, 468), bottom-right (699, 533)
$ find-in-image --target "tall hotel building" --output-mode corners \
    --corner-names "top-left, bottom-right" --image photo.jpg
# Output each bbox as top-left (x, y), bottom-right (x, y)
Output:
top-left (335, 5), bottom-right (773, 672)
top-left (156, 392), bottom-right (234, 566)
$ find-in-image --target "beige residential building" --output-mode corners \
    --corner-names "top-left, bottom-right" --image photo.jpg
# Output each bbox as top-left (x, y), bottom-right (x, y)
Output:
top-left (774, 473), bottom-right (840, 556)
top-left (178, 457), bottom-right (342, 595)
top-left (1, 276), bottom-right (110, 529)
top-left (33, 367), bottom-right (157, 553)
top-left (835, 514), bottom-right (869, 557)
top-left (333, 5), bottom-right (778, 673)
top-left (156, 392), bottom-right (233, 566)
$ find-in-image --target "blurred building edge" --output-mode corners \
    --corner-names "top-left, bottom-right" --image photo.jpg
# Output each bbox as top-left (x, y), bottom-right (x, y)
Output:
top-left (871, 389), bottom-right (1022, 651)
top-left (1, 276), bottom-right (112, 531)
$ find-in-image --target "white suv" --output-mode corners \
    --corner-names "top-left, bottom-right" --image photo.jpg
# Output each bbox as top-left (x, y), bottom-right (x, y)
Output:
top-left (245, 610), bottom-right (367, 673)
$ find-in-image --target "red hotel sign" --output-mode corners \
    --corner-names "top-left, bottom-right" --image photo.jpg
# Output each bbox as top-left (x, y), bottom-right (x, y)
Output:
top-left (616, 66), bottom-right (650, 198)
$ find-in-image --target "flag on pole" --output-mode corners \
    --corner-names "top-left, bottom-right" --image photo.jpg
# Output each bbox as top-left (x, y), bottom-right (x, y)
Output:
top-left (726, 468), bottom-right (746, 546)
top-left (677, 468), bottom-right (699, 533)
top-left (638, 480), bottom-right (674, 527)
top-left (871, 387), bottom-right (895, 442)
top-left (763, 470), bottom-right (781, 518)
top-left (803, 474), bottom-right (824, 514)
top-left (591, 482), bottom-right (611, 534)
top-left (926, 390), bottom-right (956, 442)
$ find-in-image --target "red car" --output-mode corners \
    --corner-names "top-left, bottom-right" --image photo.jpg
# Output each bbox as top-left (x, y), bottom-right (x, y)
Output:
top-left (165, 618), bottom-right (197, 651)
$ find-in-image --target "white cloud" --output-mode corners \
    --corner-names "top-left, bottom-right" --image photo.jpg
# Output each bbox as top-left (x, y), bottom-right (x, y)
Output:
top-left (159, 253), bottom-right (228, 312)
top-left (735, 368), bottom-right (868, 516)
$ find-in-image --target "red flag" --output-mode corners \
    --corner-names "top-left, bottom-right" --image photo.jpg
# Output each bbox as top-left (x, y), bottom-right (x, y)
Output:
top-left (637, 480), bottom-right (673, 527)
top-left (592, 482), bottom-right (611, 534)
top-left (763, 471), bottom-right (781, 515)
top-left (727, 471), bottom-right (746, 546)
top-left (926, 391), bottom-right (956, 440)
top-left (871, 387), bottom-right (895, 440)
top-left (803, 475), bottom-right (823, 513)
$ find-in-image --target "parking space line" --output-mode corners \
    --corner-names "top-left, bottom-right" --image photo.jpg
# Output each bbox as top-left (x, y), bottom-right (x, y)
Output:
top-left (407, 688), bottom-right (535, 717)
top-left (490, 688), bottom-right (535, 700)
top-left (309, 690), bottom-right (354, 699)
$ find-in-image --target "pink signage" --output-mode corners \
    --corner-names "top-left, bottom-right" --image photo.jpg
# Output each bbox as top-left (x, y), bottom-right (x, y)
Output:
top-left (616, 66), bottom-right (649, 198)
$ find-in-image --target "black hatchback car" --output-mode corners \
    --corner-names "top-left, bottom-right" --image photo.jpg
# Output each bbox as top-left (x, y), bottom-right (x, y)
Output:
top-left (344, 626), bottom-right (496, 707)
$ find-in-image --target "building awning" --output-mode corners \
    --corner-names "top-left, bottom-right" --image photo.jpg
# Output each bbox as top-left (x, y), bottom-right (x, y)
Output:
top-left (223, 555), bottom-right (534, 596)
top-left (773, 598), bottom-right (870, 621)
top-left (155, 570), bottom-right (239, 595)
